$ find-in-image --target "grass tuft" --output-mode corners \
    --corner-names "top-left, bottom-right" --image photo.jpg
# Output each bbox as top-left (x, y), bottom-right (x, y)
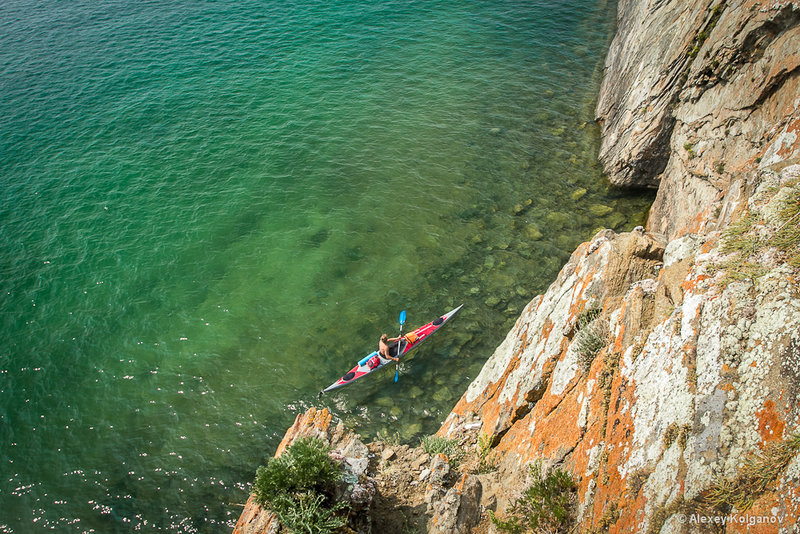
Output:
top-left (574, 306), bottom-right (608, 373)
top-left (703, 432), bottom-right (800, 512)
top-left (714, 182), bottom-right (800, 282)
top-left (420, 435), bottom-right (463, 467)
top-left (476, 432), bottom-right (498, 474)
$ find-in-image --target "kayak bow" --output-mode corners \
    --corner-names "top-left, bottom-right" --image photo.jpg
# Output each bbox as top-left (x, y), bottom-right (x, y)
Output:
top-left (321, 304), bottom-right (463, 394)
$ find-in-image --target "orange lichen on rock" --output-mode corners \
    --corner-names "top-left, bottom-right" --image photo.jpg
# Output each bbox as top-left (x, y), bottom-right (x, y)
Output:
top-left (682, 273), bottom-right (709, 294)
top-left (275, 406), bottom-right (334, 455)
top-left (232, 496), bottom-right (277, 534)
top-left (726, 481), bottom-right (800, 534)
top-left (756, 399), bottom-right (787, 446)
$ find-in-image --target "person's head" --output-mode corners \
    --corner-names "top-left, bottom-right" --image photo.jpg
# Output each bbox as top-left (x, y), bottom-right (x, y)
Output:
top-left (380, 334), bottom-right (388, 343)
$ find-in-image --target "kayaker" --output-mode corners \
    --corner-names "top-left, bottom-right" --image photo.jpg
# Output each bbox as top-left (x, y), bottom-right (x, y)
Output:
top-left (379, 334), bottom-right (402, 362)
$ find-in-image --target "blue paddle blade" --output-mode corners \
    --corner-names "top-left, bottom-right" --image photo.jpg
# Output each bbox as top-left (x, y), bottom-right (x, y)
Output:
top-left (394, 367), bottom-right (399, 382)
top-left (399, 310), bottom-right (406, 325)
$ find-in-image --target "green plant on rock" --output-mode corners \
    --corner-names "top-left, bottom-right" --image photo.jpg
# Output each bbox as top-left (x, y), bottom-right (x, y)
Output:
top-left (420, 435), bottom-right (463, 467)
top-left (574, 306), bottom-right (608, 373)
top-left (476, 432), bottom-right (498, 474)
top-left (703, 432), bottom-right (800, 512)
top-left (490, 461), bottom-right (577, 534)
top-left (253, 437), bottom-right (347, 534)
top-left (575, 306), bottom-right (601, 330)
top-left (272, 492), bottom-right (349, 534)
top-left (715, 182), bottom-right (800, 282)
top-left (771, 186), bottom-right (800, 267)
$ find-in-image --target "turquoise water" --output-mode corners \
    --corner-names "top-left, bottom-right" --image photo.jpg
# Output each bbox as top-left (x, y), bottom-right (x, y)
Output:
top-left (0, 0), bottom-right (652, 531)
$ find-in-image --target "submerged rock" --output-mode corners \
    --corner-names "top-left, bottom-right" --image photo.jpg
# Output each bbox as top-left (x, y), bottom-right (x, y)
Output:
top-left (571, 187), bottom-right (588, 201)
top-left (524, 224), bottom-right (543, 241)
top-left (589, 203), bottom-right (613, 217)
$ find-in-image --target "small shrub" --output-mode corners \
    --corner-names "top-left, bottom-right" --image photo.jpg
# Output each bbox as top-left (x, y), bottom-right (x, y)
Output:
top-left (663, 423), bottom-right (680, 448)
top-left (627, 468), bottom-right (652, 497)
top-left (663, 423), bottom-right (692, 450)
top-left (254, 437), bottom-right (342, 502)
top-left (421, 435), bottom-right (463, 467)
top-left (490, 461), bottom-right (577, 534)
top-left (253, 437), bottom-right (347, 534)
top-left (703, 432), bottom-right (800, 512)
top-left (574, 307), bottom-right (608, 373)
top-left (575, 306), bottom-right (601, 330)
top-left (476, 432), bottom-right (498, 474)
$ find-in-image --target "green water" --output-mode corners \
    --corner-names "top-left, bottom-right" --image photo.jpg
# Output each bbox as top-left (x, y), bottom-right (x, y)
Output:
top-left (0, 0), bottom-right (652, 531)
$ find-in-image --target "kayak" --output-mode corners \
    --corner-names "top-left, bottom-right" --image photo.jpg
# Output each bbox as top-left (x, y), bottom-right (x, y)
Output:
top-left (321, 304), bottom-right (464, 394)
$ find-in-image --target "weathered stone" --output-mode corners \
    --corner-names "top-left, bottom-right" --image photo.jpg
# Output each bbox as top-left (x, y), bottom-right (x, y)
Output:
top-left (440, 230), bottom-right (666, 439)
top-left (524, 224), bottom-right (543, 241)
top-left (662, 233), bottom-right (702, 268)
top-left (411, 453), bottom-right (430, 469)
top-left (432, 386), bottom-right (452, 403)
top-left (429, 453), bottom-right (451, 485)
top-left (484, 296), bottom-right (501, 308)
top-left (402, 422), bottom-right (422, 441)
top-left (427, 474), bottom-right (483, 534)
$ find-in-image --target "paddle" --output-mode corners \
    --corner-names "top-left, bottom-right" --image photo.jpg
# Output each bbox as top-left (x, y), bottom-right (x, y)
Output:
top-left (395, 310), bottom-right (406, 383)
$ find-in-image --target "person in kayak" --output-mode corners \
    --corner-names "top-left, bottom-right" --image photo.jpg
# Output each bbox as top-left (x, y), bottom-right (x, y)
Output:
top-left (379, 334), bottom-right (402, 362)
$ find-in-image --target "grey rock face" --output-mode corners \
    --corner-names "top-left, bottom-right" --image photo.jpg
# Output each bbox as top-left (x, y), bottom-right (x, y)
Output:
top-left (597, 0), bottom-right (800, 239)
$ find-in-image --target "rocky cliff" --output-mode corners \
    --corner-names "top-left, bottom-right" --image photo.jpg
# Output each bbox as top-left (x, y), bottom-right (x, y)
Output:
top-left (596, 0), bottom-right (800, 239)
top-left (438, 0), bottom-right (800, 531)
top-left (234, 1), bottom-right (800, 532)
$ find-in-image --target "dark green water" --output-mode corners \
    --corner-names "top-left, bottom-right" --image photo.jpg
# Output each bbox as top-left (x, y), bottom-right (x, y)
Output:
top-left (0, 0), bottom-right (652, 531)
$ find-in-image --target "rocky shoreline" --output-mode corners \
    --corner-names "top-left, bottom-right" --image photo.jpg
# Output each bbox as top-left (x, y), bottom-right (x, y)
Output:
top-left (234, 1), bottom-right (800, 532)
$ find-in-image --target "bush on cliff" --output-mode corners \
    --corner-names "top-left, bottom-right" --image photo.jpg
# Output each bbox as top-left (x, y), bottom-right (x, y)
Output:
top-left (253, 437), bottom-right (347, 533)
top-left (490, 461), bottom-right (577, 534)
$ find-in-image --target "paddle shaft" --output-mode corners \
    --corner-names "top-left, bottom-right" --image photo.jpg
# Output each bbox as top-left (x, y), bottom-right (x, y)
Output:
top-left (395, 311), bottom-right (406, 382)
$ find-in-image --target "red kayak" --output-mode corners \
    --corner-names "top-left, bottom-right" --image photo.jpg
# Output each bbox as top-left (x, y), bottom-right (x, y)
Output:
top-left (321, 305), bottom-right (463, 393)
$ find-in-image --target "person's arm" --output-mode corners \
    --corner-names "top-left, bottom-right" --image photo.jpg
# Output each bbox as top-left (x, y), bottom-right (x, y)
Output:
top-left (388, 336), bottom-right (401, 342)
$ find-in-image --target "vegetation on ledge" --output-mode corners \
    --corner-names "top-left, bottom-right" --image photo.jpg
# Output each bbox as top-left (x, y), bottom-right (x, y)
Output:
top-left (253, 437), bottom-right (348, 534)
